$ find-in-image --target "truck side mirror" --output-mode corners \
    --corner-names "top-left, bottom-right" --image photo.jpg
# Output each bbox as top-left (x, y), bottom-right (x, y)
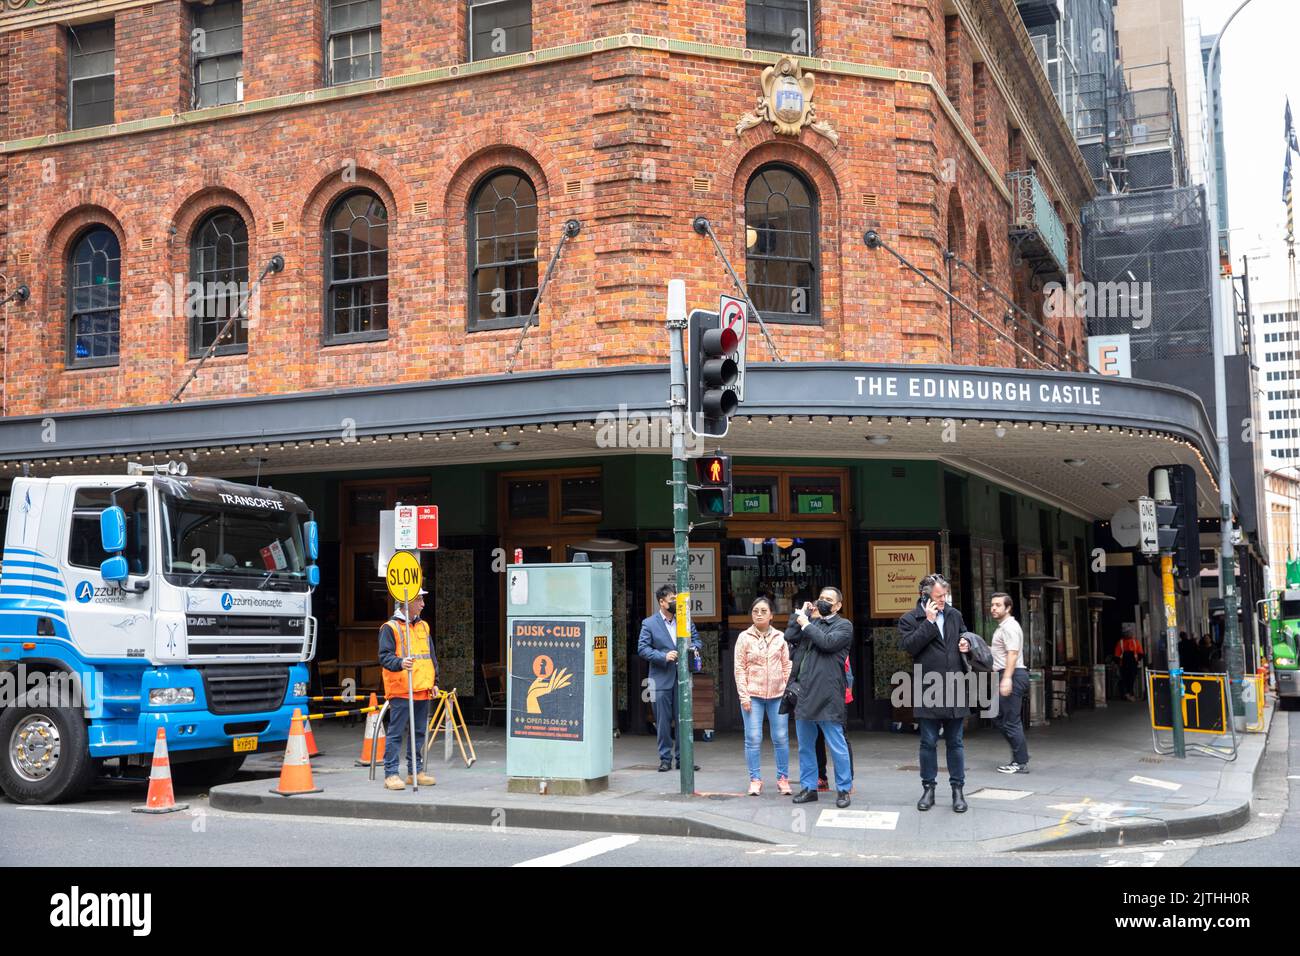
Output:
top-left (100, 554), bottom-right (129, 584)
top-left (100, 506), bottom-right (126, 553)
top-left (304, 520), bottom-right (319, 561)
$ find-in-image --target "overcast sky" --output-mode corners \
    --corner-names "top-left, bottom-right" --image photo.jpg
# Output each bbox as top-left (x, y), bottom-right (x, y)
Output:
top-left (1184, 0), bottom-right (1300, 304)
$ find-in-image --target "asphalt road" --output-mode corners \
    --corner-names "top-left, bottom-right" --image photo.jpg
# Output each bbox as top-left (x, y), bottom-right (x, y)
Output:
top-left (1, 714), bottom-right (1295, 868)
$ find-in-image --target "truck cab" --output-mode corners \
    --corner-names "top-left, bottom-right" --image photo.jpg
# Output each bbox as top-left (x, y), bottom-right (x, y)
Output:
top-left (1269, 589), bottom-right (1300, 706)
top-left (0, 470), bottom-right (319, 803)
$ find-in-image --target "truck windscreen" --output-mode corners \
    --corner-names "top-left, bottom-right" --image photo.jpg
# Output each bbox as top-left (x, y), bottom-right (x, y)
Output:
top-left (161, 494), bottom-right (308, 590)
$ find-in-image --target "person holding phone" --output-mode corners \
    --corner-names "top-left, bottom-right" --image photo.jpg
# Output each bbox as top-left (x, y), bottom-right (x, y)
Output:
top-left (785, 587), bottom-right (854, 807)
top-left (897, 573), bottom-right (972, 813)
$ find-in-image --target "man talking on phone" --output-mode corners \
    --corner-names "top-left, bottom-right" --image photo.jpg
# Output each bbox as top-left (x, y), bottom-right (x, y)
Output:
top-left (897, 573), bottom-right (972, 813)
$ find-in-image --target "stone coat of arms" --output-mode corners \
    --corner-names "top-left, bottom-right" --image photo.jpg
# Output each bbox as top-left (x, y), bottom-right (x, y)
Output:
top-left (736, 56), bottom-right (839, 146)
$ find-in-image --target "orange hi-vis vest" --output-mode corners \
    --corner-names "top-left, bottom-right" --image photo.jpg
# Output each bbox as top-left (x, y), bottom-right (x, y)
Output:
top-left (382, 618), bottom-right (435, 700)
top-left (1114, 637), bottom-right (1143, 658)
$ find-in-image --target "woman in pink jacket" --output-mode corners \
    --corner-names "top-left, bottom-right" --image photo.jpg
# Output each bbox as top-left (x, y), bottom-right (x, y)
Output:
top-left (734, 596), bottom-right (793, 795)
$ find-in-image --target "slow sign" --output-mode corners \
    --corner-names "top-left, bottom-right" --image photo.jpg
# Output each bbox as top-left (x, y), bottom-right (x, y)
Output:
top-left (385, 550), bottom-right (423, 603)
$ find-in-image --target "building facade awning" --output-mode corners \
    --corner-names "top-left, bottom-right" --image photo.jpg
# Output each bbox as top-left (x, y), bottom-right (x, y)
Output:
top-left (0, 364), bottom-right (1220, 521)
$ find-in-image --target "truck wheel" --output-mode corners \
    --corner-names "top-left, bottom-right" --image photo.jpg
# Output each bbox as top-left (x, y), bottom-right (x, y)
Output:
top-left (1280, 696), bottom-right (1296, 712)
top-left (171, 754), bottom-right (247, 788)
top-left (0, 699), bottom-right (97, 804)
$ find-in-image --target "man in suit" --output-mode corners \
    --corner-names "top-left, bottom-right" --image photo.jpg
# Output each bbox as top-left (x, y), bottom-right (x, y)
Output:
top-left (898, 573), bottom-right (974, 813)
top-left (638, 584), bottom-right (703, 772)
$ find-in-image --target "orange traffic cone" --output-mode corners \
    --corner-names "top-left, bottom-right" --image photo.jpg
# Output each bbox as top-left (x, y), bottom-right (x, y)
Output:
top-left (133, 727), bottom-right (189, 814)
top-left (355, 693), bottom-right (386, 766)
top-left (302, 713), bottom-right (321, 758)
top-left (270, 708), bottom-right (322, 796)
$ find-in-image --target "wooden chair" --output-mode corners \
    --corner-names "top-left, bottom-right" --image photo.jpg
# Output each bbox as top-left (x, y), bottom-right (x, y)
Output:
top-left (481, 663), bottom-right (507, 726)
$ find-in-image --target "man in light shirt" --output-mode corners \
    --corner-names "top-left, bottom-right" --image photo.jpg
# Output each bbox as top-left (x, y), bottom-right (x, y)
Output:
top-left (989, 591), bottom-right (1029, 774)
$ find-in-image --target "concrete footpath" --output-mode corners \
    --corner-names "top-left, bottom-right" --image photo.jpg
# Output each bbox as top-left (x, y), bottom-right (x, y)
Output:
top-left (211, 699), bottom-right (1277, 854)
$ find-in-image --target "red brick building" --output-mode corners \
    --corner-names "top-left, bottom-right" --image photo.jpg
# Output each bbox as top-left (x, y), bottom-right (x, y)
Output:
top-left (0, 1), bottom-right (1216, 733)
top-left (0, 0), bottom-right (1091, 414)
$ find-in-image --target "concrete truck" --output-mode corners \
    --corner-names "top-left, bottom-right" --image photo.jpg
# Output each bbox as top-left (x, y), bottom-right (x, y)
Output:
top-left (0, 466), bottom-right (319, 803)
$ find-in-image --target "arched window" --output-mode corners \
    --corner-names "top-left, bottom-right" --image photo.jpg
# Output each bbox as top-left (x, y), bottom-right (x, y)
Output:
top-left (468, 170), bottom-right (538, 330)
top-left (67, 226), bottom-right (121, 366)
top-left (745, 165), bottom-right (818, 324)
top-left (190, 209), bottom-right (249, 356)
top-left (325, 190), bottom-right (389, 342)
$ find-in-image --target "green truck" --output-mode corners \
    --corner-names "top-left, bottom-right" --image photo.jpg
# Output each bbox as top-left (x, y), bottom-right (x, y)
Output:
top-left (1270, 559), bottom-right (1300, 708)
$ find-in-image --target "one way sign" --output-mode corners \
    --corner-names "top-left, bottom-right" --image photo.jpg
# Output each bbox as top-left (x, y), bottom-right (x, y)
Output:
top-left (1136, 497), bottom-right (1158, 556)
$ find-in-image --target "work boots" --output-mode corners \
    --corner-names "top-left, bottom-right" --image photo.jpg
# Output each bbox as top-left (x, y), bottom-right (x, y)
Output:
top-left (952, 785), bottom-right (968, 813)
top-left (917, 783), bottom-right (936, 811)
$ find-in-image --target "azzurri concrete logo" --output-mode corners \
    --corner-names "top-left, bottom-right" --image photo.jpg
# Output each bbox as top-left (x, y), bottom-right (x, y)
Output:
top-left (75, 581), bottom-right (94, 603)
top-left (221, 592), bottom-right (234, 611)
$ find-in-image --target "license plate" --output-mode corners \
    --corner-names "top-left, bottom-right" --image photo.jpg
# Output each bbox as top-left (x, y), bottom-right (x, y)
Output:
top-left (232, 736), bottom-right (258, 753)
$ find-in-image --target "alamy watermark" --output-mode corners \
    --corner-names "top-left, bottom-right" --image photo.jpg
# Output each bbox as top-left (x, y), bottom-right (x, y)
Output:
top-left (0, 665), bottom-right (104, 712)
top-left (1043, 274), bottom-right (1151, 329)
top-left (889, 666), bottom-right (1000, 716)
top-left (596, 404), bottom-right (705, 456)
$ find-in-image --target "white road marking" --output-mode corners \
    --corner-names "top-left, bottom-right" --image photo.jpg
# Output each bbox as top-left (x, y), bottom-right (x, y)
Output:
top-left (1129, 775), bottom-right (1181, 791)
top-left (14, 805), bottom-right (117, 815)
top-left (513, 834), bottom-right (640, 867)
top-left (1047, 801), bottom-right (1149, 817)
top-left (1100, 850), bottom-right (1165, 868)
top-left (815, 809), bottom-right (899, 830)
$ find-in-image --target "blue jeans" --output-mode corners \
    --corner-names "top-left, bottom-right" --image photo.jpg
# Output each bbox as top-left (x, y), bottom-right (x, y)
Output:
top-left (918, 717), bottom-right (965, 787)
top-left (796, 719), bottom-right (852, 792)
top-left (384, 696), bottom-right (430, 778)
top-left (741, 697), bottom-right (789, 780)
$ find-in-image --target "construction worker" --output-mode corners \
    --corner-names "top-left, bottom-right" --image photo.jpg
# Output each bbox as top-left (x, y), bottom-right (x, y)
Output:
top-left (1112, 632), bottom-right (1144, 701)
top-left (378, 587), bottom-right (438, 790)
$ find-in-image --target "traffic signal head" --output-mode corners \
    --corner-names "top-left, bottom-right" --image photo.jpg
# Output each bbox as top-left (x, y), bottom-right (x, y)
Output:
top-left (1149, 464), bottom-right (1199, 576)
top-left (700, 327), bottom-right (739, 418)
top-left (688, 310), bottom-right (741, 437)
top-left (696, 453), bottom-right (731, 487)
top-left (694, 452), bottom-right (733, 518)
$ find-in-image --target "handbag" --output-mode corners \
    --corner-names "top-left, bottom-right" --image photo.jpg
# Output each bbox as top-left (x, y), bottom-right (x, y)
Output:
top-left (779, 634), bottom-right (814, 715)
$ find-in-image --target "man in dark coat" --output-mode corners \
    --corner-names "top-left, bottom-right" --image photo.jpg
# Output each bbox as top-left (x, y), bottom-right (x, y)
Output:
top-left (898, 573), bottom-right (973, 813)
top-left (785, 586), bottom-right (854, 807)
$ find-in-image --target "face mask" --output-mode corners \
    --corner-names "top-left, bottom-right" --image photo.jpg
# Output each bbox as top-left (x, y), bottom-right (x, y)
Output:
top-left (816, 599), bottom-right (834, 616)
top-left (662, 603), bottom-right (675, 618)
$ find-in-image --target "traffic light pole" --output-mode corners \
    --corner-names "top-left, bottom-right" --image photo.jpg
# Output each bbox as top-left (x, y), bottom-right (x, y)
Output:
top-left (1162, 554), bottom-right (1187, 759)
top-left (666, 281), bottom-right (695, 796)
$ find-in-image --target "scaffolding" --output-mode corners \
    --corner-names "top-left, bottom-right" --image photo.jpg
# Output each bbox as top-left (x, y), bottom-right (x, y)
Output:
top-left (1082, 186), bottom-right (1213, 361)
